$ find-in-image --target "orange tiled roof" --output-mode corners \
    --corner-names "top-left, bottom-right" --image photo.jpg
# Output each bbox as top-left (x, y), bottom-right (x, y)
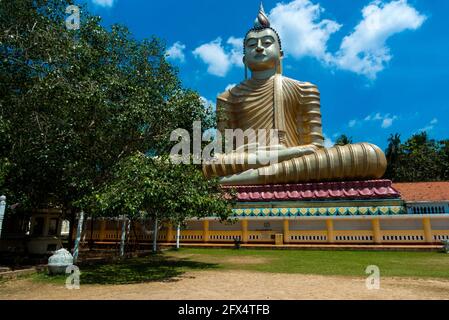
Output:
top-left (392, 182), bottom-right (449, 202)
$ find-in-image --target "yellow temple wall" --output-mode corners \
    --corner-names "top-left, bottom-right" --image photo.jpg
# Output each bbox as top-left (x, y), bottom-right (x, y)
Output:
top-left (81, 215), bottom-right (449, 246)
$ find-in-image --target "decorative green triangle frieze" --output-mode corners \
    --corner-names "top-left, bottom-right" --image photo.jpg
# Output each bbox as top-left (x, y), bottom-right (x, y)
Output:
top-left (231, 206), bottom-right (407, 217)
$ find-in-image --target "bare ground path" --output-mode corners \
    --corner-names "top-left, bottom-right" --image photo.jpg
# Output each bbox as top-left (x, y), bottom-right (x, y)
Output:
top-left (1, 270), bottom-right (449, 300)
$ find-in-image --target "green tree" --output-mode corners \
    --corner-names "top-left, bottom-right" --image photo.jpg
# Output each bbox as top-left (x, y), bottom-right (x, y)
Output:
top-left (400, 132), bottom-right (441, 181)
top-left (386, 132), bottom-right (447, 182)
top-left (0, 0), bottom-right (217, 247)
top-left (81, 153), bottom-right (235, 252)
top-left (438, 140), bottom-right (449, 180)
top-left (334, 134), bottom-right (353, 146)
top-left (384, 133), bottom-right (402, 180)
top-left (0, 114), bottom-right (10, 186)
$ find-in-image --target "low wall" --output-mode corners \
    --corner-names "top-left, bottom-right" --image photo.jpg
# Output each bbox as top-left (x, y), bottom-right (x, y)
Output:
top-left (76, 214), bottom-right (449, 246)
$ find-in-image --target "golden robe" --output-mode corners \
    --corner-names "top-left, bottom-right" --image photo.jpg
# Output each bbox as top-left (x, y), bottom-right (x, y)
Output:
top-left (203, 75), bottom-right (387, 185)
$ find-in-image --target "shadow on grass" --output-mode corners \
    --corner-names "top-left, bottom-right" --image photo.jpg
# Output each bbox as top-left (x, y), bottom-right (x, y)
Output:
top-left (33, 253), bottom-right (219, 286)
top-left (82, 255), bottom-right (218, 285)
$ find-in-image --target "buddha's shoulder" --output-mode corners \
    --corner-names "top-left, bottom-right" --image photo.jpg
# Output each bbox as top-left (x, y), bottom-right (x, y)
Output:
top-left (217, 89), bottom-right (232, 102)
top-left (217, 81), bottom-right (249, 102)
top-left (282, 76), bottom-right (319, 91)
top-left (216, 77), bottom-right (319, 102)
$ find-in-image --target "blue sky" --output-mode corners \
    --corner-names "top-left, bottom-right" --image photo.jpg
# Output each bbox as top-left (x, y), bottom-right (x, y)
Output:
top-left (81, 0), bottom-right (448, 149)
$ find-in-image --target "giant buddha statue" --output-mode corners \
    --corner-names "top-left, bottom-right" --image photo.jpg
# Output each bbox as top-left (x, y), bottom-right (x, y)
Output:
top-left (202, 4), bottom-right (387, 186)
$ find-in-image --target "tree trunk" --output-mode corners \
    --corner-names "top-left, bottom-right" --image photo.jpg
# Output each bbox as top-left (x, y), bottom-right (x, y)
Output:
top-left (119, 216), bottom-right (128, 257)
top-left (126, 218), bottom-right (131, 254)
top-left (152, 217), bottom-right (158, 253)
top-left (67, 209), bottom-right (75, 250)
top-left (0, 195), bottom-right (6, 240)
top-left (72, 211), bottom-right (85, 264)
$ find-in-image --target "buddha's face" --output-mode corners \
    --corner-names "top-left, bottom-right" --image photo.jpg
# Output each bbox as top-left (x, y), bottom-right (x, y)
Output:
top-left (244, 29), bottom-right (283, 72)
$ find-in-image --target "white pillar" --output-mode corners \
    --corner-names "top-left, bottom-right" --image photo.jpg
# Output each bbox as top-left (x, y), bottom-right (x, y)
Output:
top-left (120, 216), bottom-right (128, 257)
top-left (176, 223), bottom-right (181, 249)
top-left (72, 211), bottom-right (84, 263)
top-left (0, 195), bottom-right (6, 239)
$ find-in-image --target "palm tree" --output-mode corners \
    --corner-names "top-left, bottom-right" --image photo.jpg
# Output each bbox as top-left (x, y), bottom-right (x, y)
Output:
top-left (384, 133), bottom-right (402, 180)
top-left (386, 133), bottom-right (401, 163)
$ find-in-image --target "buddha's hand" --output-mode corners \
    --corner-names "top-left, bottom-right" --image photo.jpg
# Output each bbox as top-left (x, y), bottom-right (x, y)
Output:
top-left (269, 144), bottom-right (319, 162)
top-left (241, 144), bottom-right (319, 166)
top-left (203, 144), bottom-right (321, 179)
top-left (299, 144), bottom-right (322, 155)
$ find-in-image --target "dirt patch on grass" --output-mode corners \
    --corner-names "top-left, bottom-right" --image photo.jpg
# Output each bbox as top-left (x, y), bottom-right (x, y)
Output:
top-left (222, 256), bottom-right (271, 265)
top-left (1, 270), bottom-right (449, 300)
top-left (169, 252), bottom-right (271, 266)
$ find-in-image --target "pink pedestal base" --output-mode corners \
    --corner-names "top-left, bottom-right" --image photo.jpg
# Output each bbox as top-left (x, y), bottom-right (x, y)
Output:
top-left (223, 180), bottom-right (400, 202)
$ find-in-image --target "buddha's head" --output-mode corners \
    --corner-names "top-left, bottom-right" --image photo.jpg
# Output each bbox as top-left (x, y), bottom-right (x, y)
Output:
top-left (243, 4), bottom-right (283, 73)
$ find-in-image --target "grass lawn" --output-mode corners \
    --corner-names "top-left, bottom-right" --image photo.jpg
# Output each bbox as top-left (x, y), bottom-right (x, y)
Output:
top-left (165, 248), bottom-right (449, 279)
top-left (29, 248), bottom-right (449, 285)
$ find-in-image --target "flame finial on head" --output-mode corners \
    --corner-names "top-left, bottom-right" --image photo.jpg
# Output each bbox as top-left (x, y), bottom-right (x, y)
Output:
top-left (254, 2), bottom-right (270, 28)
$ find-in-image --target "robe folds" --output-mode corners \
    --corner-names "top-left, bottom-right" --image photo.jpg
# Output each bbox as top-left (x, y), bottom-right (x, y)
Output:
top-left (203, 75), bottom-right (387, 184)
top-left (216, 75), bottom-right (324, 149)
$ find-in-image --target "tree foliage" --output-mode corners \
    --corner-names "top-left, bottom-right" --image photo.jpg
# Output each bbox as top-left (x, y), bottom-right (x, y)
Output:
top-left (81, 153), bottom-right (235, 225)
top-left (0, 0), bottom-right (217, 216)
top-left (385, 132), bottom-right (449, 182)
top-left (334, 134), bottom-right (353, 146)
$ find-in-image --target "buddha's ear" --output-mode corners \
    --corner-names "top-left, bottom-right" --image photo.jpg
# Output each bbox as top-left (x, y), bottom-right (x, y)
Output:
top-left (242, 56), bottom-right (246, 65)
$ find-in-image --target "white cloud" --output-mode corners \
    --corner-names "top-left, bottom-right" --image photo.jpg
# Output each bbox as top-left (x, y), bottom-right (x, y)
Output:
top-left (195, 0), bottom-right (340, 77)
top-left (348, 119), bottom-right (357, 128)
top-left (268, 0), bottom-right (341, 61)
top-left (91, 0), bottom-right (116, 7)
top-left (166, 42), bottom-right (186, 63)
top-left (227, 37), bottom-right (244, 67)
top-left (195, 0), bottom-right (425, 79)
top-left (193, 37), bottom-right (243, 77)
top-left (333, 0), bottom-right (426, 79)
top-left (419, 118), bottom-right (438, 132)
top-left (362, 112), bottom-right (398, 128)
top-left (373, 113), bottom-right (383, 121)
top-left (323, 133), bottom-right (335, 148)
top-left (381, 116), bottom-right (396, 128)
top-left (193, 39), bottom-right (230, 77)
